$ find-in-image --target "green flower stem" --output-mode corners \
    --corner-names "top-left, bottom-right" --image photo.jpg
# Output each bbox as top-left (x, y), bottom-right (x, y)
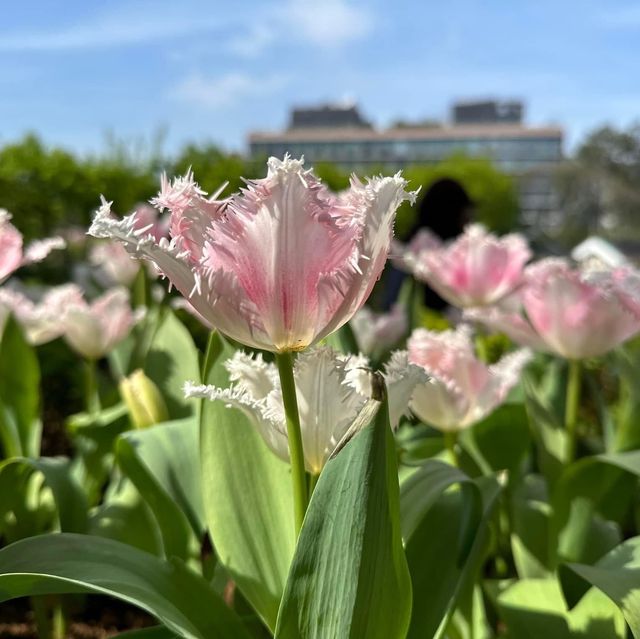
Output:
top-left (275, 351), bottom-right (308, 537)
top-left (565, 359), bottom-right (582, 463)
top-left (475, 331), bottom-right (490, 362)
top-left (444, 430), bottom-right (459, 467)
top-left (308, 472), bottom-right (319, 497)
top-left (84, 358), bottom-right (101, 416)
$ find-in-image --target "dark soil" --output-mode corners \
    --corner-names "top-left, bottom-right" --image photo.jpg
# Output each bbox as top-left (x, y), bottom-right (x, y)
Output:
top-left (0, 597), bottom-right (155, 638)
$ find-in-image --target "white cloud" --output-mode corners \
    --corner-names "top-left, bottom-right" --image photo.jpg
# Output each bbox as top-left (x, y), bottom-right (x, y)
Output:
top-left (173, 71), bottom-right (289, 109)
top-left (0, 3), bottom-right (221, 52)
top-left (282, 0), bottom-right (374, 47)
top-left (224, 0), bottom-right (375, 58)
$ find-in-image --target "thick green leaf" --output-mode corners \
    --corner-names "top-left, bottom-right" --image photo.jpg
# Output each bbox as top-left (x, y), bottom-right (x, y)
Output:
top-left (146, 310), bottom-right (200, 419)
top-left (400, 459), bottom-right (477, 542)
top-left (523, 374), bottom-right (567, 485)
top-left (0, 534), bottom-right (250, 639)
top-left (119, 418), bottom-right (204, 535)
top-left (461, 403), bottom-right (530, 476)
top-left (551, 450), bottom-right (640, 565)
top-left (560, 535), bottom-right (640, 638)
top-left (275, 391), bottom-right (411, 639)
top-left (401, 462), bottom-right (499, 639)
top-left (200, 334), bottom-right (294, 631)
top-left (0, 456), bottom-right (87, 540)
top-left (90, 475), bottom-right (163, 555)
top-left (511, 496), bottom-right (553, 578)
top-left (498, 578), bottom-right (625, 638)
top-left (0, 316), bottom-right (41, 458)
top-left (116, 418), bottom-right (201, 563)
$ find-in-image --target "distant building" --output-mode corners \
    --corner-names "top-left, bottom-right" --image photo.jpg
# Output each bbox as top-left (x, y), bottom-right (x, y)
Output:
top-left (248, 100), bottom-right (564, 227)
top-left (289, 103), bottom-right (372, 129)
top-left (453, 99), bottom-right (524, 125)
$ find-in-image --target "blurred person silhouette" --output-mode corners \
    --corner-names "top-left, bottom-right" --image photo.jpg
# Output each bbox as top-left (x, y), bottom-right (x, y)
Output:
top-left (383, 178), bottom-right (475, 311)
top-left (408, 178), bottom-right (474, 310)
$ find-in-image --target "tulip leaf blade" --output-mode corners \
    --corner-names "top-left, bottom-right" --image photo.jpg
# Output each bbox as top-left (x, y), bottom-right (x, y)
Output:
top-left (275, 391), bottom-right (412, 639)
top-left (199, 333), bottom-right (295, 632)
top-left (0, 533), bottom-right (251, 639)
top-left (559, 536), bottom-right (640, 638)
top-left (116, 417), bottom-right (203, 563)
top-left (0, 456), bottom-right (88, 539)
top-left (0, 315), bottom-right (41, 458)
top-left (400, 460), bottom-right (500, 639)
top-left (146, 310), bottom-right (200, 419)
top-left (498, 577), bottom-right (625, 638)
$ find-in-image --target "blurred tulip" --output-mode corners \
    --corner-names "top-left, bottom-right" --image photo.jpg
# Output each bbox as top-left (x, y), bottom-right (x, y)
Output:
top-left (61, 286), bottom-right (141, 359)
top-left (0, 209), bottom-right (65, 283)
top-left (0, 285), bottom-right (78, 344)
top-left (405, 326), bottom-right (531, 432)
top-left (119, 369), bottom-right (169, 429)
top-left (466, 259), bottom-right (640, 359)
top-left (184, 346), bottom-right (426, 474)
top-left (89, 241), bottom-right (140, 287)
top-left (399, 224), bottom-right (531, 308)
top-left (350, 303), bottom-right (407, 358)
top-left (89, 156), bottom-right (416, 353)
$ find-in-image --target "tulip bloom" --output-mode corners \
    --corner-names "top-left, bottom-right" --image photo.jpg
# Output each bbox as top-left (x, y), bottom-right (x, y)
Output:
top-left (0, 210), bottom-right (65, 284)
top-left (405, 326), bottom-right (531, 432)
top-left (399, 224), bottom-right (531, 308)
top-left (184, 346), bottom-right (427, 474)
top-left (89, 156), bottom-right (416, 353)
top-left (466, 259), bottom-right (640, 359)
top-left (0, 285), bottom-right (78, 345)
top-left (350, 303), bottom-right (407, 358)
top-left (60, 286), bottom-right (141, 359)
top-left (90, 241), bottom-right (140, 287)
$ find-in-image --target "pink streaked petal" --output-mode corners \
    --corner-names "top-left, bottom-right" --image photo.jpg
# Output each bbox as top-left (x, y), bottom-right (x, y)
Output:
top-left (315, 173), bottom-right (418, 341)
top-left (523, 259), bottom-right (640, 358)
top-left (202, 156), bottom-right (360, 351)
top-left (0, 218), bottom-right (24, 283)
top-left (151, 171), bottom-right (227, 263)
top-left (464, 303), bottom-right (549, 352)
top-left (417, 224), bottom-right (531, 307)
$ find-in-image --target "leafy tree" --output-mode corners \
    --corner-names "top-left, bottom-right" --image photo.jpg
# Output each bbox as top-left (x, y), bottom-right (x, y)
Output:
top-left (395, 155), bottom-right (519, 239)
top-left (555, 123), bottom-right (640, 244)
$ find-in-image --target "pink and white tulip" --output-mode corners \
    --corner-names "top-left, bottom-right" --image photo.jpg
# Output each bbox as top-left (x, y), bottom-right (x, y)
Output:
top-left (0, 210), bottom-right (65, 284)
top-left (184, 346), bottom-right (427, 474)
top-left (399, 224), bottom-right (531, 308)
top-left (89, 241), bottom-right (141, 287)
top-left (89, 156), bottom-right (416, 352)
top-left (350, 303), bottom-right (407, 358)
top-left (0, 285), bottom-right (80, 345)
top-left (405, 326), bottom-right (531, 431)
top-left (60, 286), bottom-right (141, 359)
top-left (466, 259), bottom-right (640, 359)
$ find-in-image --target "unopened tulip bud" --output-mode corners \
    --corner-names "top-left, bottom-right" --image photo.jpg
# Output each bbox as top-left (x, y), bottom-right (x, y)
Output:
top-left (119, 369), bottom-right (168, 429)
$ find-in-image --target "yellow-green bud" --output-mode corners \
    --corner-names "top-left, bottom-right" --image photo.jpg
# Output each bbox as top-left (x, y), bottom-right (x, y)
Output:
top-left (119, 369), bottom-right (169, 429)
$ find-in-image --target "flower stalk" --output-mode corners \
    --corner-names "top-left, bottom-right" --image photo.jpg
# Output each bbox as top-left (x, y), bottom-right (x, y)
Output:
top-left (444, 431), bottom-right (459, 467)
top-left (84, 358), bottom-right (101, 416)
top-left (275, 351), bottom-right (308, 536)
top-left (565, 359), bottom-right (582, 464)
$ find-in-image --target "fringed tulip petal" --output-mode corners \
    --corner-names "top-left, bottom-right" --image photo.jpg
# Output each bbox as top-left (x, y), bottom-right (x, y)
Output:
top-left (406, 326), bottom-right (531, 431)
top-left (399, 224), bottom-right (531, 308)
top-left (89, 157), bottom-right (416, 353)
top-left (186, 344), bottom-right (424, 474)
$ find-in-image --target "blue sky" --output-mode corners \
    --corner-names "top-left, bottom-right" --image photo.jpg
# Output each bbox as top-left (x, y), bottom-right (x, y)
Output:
top-left (1, 0), bottom-right (639, 157)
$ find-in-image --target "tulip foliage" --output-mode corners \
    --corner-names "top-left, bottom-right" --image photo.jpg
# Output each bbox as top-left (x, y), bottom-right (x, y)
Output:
top-left (1, 157), bottom-right (640, 639)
